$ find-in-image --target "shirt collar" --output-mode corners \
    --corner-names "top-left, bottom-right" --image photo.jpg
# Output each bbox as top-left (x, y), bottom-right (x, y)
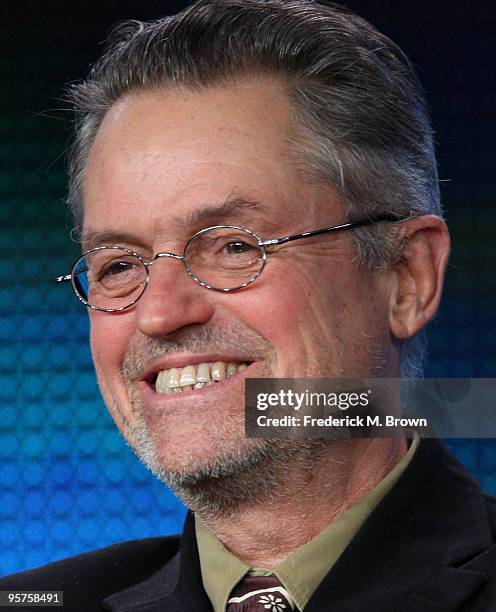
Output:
top-left (196, 432), bottom-right (420, 611)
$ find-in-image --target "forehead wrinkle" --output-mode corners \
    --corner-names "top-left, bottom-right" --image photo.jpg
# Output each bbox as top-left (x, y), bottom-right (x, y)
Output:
top-left (81, 197), bottom-right (279, 250)
top-left (177, 197), bottom-right (269, 230)
top-left (81, 229), bottom-right (144, 251)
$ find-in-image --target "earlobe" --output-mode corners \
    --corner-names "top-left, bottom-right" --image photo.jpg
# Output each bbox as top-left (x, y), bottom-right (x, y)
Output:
top-left (389, 215), bottom-right (450, 341)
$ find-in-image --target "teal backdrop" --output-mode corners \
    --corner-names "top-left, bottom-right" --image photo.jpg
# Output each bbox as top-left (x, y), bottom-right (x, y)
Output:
top-left (1, 0), bottom-right (495, 575)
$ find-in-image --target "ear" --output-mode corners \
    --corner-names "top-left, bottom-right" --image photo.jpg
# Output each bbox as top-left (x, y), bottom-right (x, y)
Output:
top-left (389, 215), bottom-right (450, 340)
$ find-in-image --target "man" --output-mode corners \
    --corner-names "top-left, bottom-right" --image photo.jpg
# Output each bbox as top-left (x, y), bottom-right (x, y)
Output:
top-left (2, 1), bottom-right (494, 610)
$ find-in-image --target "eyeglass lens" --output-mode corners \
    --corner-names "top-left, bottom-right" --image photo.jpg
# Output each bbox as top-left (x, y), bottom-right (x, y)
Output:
top-left (73, 248), bottom-right (148, 310)
top-left (72, 227), bottom-right (265, 310)
top-left (184, 227), bottom-right (264, 290)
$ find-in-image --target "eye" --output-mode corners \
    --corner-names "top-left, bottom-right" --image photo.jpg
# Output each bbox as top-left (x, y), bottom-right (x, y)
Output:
top-left (223, 241), bottom-right (254, 255)
top-left (184, 228), bottom-right (263, 275)
top-left (103, 260), bottom-right (136, 277)
top-left (95, 257), bottom-right (142, 286)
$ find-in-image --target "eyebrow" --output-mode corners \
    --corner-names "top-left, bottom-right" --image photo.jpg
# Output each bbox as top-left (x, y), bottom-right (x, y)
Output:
top-left (82, 230), bottom-right (145, 251)
top-left (181, 198), bottom-right (266, 228)
top-left (82, 197), bottom-right (275, 250)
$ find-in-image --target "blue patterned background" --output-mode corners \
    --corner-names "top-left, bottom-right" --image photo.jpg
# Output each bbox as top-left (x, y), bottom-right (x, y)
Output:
top-left (1, 0), bottom-right (495, 575)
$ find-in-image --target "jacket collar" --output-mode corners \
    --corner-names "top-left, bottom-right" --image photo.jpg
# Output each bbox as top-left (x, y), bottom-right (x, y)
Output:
top-left (102, 512), bottom-right (211, 612)
top-left (103, 439), bottom-right (494, 611)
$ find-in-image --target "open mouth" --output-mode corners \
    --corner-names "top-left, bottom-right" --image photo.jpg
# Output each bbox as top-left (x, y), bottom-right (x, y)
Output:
top-left (149, 361), bottom-right (252, 394)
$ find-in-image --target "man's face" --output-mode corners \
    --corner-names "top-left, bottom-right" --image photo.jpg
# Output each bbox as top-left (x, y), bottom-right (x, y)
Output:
top-left (82, 79), bottom-right (394, 479)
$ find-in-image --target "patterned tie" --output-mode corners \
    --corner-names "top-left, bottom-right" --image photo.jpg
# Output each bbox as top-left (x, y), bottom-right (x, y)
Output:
top-left (227, 575), bottom-right (296, 611)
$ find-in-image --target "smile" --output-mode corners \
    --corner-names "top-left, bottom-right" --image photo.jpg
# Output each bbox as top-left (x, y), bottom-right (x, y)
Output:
top-left (154, 361), bottom-right (250, 394)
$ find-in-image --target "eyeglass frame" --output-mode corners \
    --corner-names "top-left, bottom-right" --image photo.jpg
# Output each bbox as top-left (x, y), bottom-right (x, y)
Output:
top-left (55, 213), bottom-right (406, 312)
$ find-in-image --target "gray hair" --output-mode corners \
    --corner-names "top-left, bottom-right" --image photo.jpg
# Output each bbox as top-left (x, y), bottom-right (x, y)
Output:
top-left (67, 0), bottom-right (441, 376)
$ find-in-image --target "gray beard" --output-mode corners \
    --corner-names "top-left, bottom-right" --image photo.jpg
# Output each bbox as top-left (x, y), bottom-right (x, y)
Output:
top-left (117, 323), bottom-right (390, 520)
top-left (126, 409), bottom-right (330, 521)
top-left (117, 324), bottom-right (298, 519)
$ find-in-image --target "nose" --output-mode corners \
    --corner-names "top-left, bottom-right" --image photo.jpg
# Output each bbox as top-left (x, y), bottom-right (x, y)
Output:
top-left (135, 254), bottom-right (214, 338)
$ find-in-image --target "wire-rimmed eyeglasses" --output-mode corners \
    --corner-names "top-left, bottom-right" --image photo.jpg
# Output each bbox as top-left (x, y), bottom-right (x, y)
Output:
top-left (55, 214), bottom-right (403, 312)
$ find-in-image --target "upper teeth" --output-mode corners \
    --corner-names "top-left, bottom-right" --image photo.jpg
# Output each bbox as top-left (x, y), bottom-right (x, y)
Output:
top-left (155, 361), bottom-right (248, 393)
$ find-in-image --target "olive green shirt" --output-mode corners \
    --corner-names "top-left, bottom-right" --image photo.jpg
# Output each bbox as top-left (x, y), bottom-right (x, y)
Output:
top-left (196, 432), bottom-right (419, 611)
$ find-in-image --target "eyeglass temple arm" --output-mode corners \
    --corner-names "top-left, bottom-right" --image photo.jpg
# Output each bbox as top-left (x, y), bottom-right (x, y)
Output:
top-left (259, 214), bottom-right (404, 246)
top-left (55, 274), bottom-right (72, 283)
top-left (55, 266), bottom-right (88, 284)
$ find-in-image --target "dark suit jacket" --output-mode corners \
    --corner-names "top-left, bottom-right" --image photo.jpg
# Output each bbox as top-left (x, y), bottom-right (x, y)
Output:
top-left (1, 439), bottom-right (495, 611)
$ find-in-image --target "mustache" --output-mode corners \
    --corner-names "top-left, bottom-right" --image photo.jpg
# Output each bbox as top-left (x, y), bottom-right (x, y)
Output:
top-left (121, 323), bottom-right (272, 380)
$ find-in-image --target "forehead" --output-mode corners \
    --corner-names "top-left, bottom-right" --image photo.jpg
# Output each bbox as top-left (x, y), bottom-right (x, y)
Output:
top-left (82, 79), bottom-right (340, 246)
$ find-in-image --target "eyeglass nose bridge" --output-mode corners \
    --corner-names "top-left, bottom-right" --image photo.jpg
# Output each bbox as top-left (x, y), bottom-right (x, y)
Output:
top-left (150, 251), bottom-right (184, 263)
top-left (144, 251), bottom-right (185, 277)
top-left (139, 252), bottom-right (187, 297)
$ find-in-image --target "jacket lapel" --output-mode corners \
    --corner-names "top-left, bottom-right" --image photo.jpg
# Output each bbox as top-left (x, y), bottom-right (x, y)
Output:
top-left (305, 439), bottom-right (493, 611)
top-left (102, 513), bottom-right (212, 611)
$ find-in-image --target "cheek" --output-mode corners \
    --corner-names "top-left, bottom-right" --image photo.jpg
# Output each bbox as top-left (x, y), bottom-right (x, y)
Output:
top-left (89, 312), bottom-right (134, 377)
top-left (231, 261), bottom-right (391, 376)
top-left (252, 263), bottom-right (339, 330)
top-left (225, 268), bottom-right (336, 355)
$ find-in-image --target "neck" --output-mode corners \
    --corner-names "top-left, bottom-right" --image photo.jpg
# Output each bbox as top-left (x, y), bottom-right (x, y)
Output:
top-left (195, 436), bottom-right (407, 568)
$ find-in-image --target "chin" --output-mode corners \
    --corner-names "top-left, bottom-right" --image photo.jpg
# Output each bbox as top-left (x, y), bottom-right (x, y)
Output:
top-left (125, 414), bottom-right (282, 517)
